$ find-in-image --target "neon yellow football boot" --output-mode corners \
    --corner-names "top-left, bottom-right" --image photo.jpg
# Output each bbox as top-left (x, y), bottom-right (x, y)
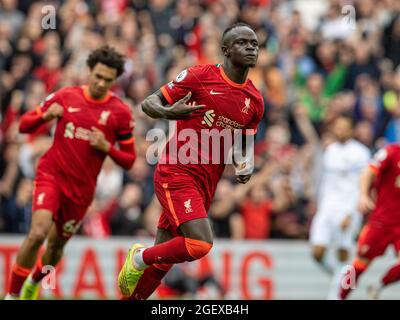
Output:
top-left (20, 275), bottom-right (40, 300)
top-left (118, 244), bottom-right (146, 298)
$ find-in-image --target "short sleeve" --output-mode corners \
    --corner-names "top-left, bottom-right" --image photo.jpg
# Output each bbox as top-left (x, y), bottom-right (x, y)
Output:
top-left (160, 67), bottom-right (199, 105)
top-left (369, 145), bottom-right (394, 175)
top-left (116, 105), bottom-right (135, 142)
top-left (245, 96), bottom-right (264, 135)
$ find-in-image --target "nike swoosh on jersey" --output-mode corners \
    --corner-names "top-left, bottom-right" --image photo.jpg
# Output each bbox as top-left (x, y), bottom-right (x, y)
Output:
top-left (68, 107), bottom-right (80, 112)
top-left (210, 90), bottom-right (224, 95)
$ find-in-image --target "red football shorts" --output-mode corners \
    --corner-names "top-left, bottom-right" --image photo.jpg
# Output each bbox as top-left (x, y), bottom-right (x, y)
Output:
top-left (357, 221), bottom-right (400, 260)
top-left (154, 172), bottom-right (209, 234)
top-left (32, 175), bottom-right (88, 239)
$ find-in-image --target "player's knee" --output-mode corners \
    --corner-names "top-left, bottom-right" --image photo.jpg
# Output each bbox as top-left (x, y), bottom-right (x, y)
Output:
top-left (27, 228), bottom-right (48, 246)
top-left (185, 238), bottom-right (213, 261)
top-left (312, 249), bottom-right (325, 263)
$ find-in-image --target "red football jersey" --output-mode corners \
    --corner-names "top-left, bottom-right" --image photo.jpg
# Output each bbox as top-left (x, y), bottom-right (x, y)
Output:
top-left (35, 86), bottom-right (134, 206)
top-left (369, 144), bottom-right (400, 225)
top-left (157, 64), bottom-right (264, 203)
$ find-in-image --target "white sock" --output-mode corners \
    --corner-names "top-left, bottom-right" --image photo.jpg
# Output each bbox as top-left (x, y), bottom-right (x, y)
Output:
top-left (319, 254), bottom-right (334, 275)
top-left (132, 248), bottom-right (148, 271)
top-left (327, 262), bottom-right (347, 300)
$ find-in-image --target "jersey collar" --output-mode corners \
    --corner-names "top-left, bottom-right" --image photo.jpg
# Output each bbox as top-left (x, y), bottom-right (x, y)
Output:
top-left (82, 85), bottom-right (112, 104)
top-left (219, 65), bottom-right (248, 89)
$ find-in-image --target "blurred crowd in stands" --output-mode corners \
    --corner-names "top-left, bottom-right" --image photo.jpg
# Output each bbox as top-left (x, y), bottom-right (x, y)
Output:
top-left (1, 0), bottom-right (400, 240)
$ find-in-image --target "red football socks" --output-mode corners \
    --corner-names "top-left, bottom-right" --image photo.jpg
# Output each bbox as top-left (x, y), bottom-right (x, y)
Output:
top-left (31, 258), bottom-right (51, 283)
top-left (142, 236), bottom-right (192, 265)
top-left (381, 262), bottom-right (400, 287)
top-left (339, 259), bottom-right (368, 300)
top-left (142, 236), bottom-right (212, 265)
top-left (122, 264), bottom-right (172, 300)
top-left (8, 264), bottom-right (31, 296)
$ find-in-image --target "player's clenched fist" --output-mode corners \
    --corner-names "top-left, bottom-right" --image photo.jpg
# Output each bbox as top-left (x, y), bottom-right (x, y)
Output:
top-left (89, 127), bottom-right (111, 153)
top-left (42, 103), bottom-right (64, 121)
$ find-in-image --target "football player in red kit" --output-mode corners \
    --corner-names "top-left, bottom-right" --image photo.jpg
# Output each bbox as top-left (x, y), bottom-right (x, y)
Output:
top-left (5, 46), bottom-right (136, 299)
top-left (118, 23), bottom-right (265, 299)
top-left (339, 144), bottom-right (400, 299)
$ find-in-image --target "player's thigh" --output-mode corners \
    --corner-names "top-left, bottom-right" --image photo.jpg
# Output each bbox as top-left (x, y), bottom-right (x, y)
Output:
top-left (154, 228), bottom-right (174, 245)
top-left (357, 223), bottom-right (391, 260)
top-left (30, 180), bottom-right (61, 240)
top-left (28, 209), bottom-right (54, 242)
top-left (46, 224), bottom-right (69, 251)
top-left (179, 218), bottom-right (213, 244)
top-left (309, 213), bottom-right (332, 248)
top-left (335, 222), bottom-right (357, 253)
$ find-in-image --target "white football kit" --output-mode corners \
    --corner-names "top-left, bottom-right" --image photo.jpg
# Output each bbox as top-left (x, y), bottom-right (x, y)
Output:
top-left (310, 139), bottom-right (371, 249)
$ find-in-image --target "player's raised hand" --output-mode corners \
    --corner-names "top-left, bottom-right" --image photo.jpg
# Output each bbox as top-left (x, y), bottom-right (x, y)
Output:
top-left (43, 103), bottom-right (64, 121)
top-left (165, 92), bottom-right (205, 119)
top-left (358, 194), bottom-right (375, 214)
top-left (89, 127), bottom-right (111, 153)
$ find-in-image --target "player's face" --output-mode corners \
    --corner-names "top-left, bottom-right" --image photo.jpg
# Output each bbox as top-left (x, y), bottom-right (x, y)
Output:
top-left (88, 63), bottom-right (117, 99)
top-left (333, 117), bottom-right (353, 142)
top-left (225, 27), bottom-right (259, 68)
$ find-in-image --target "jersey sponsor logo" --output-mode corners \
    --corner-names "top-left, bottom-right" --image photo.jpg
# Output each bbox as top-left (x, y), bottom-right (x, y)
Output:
top-left (184, 199), bottom-right (193, 213)
top-left (64, 122), bottom-right (75, 139)
top-left (216, 115), bottom-right (244, 130)
top-left (37, 192), bottom-right (45, 205)
top-left (64, 121), bottom-right (91, 141)
top-left (210, 90), bottom-right (223, 95)
top-left (68, 107), bottom-right (80, 113)
top-left (202, 110), bottom-right (215, 127)
top-left (241, 98), bottom-right (251, 114)
top-left (175, 69), bottom-right (188, 82)
top-left (98, 110), bottom-right (110, 125)
top-left (167, 81), bottom-right (174, 89)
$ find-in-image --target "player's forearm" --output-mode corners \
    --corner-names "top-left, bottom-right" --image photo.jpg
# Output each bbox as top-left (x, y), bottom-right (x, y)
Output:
top-left (359, 167), bottom-right (376, 197)
top-left (141, 94), bottom-right (170, 119)
top-left (108, 143), bottom-right (136, 170)
top-left (19, 109), bottom-right (47, 133)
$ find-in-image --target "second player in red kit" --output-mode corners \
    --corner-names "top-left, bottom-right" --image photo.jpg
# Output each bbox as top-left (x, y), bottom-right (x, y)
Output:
top-left (118, 23), bottom-right (264, 300)
top-left (339, 144), bottom-right (400, 299)
top-left (6, 46), bottom-right (136, 300)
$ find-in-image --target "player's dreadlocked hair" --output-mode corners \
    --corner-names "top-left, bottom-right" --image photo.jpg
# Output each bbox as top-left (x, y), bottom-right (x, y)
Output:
top-left (222, 22), bottom-right (254, 45)
top-left (86, 45), bottom-right (125, 77)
